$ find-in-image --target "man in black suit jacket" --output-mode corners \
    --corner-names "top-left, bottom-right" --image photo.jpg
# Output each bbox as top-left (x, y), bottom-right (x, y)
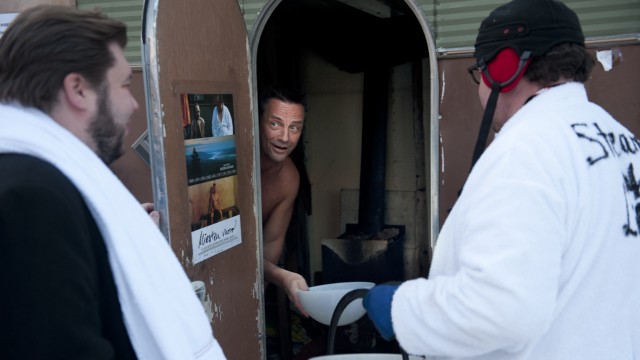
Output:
top-left (0, 5), bottom-right (226, 360)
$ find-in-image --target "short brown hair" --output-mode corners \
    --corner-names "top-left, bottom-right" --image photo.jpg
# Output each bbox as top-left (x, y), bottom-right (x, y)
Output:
top-left (0, 5), bottom-right (127, 113)
top-left (258, 86), bottom-right (307, 120)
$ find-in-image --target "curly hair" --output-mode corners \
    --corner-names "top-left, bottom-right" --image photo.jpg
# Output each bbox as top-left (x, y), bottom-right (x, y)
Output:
top-left (525, 43), bottom-right (595, 86)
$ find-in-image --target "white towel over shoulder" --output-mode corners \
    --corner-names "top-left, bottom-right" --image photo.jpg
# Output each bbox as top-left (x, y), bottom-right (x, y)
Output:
top-left (0, 103), bottom-right (226, 360)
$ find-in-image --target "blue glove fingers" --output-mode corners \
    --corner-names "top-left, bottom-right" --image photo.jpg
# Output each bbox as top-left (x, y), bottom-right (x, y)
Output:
top-left (363, 284), bottom-right (399, 341)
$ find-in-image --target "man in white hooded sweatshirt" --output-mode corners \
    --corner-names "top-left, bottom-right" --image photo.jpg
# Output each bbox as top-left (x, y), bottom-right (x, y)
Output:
top-left (363, 0), bottom-right (640, 359)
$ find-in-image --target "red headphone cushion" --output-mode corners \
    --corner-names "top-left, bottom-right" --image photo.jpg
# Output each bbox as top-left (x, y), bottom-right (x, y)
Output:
top-left (481, 48), bottom-right (530, 92)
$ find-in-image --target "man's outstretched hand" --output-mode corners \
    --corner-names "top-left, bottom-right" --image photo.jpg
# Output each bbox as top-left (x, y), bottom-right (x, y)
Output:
top-left (363, 284), bottom-right (400, 341)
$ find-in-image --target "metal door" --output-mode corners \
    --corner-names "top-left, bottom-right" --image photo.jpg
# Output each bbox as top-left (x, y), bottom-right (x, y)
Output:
top-left (142, 0), bottom-right (263, 358)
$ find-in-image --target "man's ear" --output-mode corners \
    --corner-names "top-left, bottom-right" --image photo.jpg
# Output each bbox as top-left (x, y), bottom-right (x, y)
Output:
top-left (61, 72), bottom-right (95, 111)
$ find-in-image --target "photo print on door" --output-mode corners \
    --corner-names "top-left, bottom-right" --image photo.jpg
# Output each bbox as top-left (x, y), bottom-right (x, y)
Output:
top-left (181, 93), bottom-right (241, 264)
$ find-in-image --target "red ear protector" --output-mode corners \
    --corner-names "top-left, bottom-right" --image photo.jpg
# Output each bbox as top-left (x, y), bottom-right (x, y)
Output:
top-left (481, 48), bottom-right (532, 92)
top-left (465, 48), bottom-right (533, 176)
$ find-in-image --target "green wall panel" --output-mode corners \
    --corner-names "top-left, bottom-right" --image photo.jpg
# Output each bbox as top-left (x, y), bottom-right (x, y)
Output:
top-left (76, 0), bottom-right (639, 63)
top-left (77, 0), bottom-right (144, 64)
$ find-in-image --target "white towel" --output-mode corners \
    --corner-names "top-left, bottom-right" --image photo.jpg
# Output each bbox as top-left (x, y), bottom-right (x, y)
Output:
top-left (0, 103), bottom-right (226, 360)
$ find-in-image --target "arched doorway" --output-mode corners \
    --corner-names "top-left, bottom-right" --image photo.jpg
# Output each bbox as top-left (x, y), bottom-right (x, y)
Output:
top-left (250, 0), bottom-right (439, 358)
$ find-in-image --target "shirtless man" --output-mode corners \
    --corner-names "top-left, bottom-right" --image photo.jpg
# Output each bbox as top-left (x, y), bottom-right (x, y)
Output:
top-left (190, 103), bottom-right (205, 139)
top-left (208, 182), bottom-right (222, 224)
top-left (259, 87), bottom-right (309, 316)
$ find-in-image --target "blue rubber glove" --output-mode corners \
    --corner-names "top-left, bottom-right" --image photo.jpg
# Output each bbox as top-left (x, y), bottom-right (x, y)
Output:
top-left (363, 284), bottom-right (400, 341)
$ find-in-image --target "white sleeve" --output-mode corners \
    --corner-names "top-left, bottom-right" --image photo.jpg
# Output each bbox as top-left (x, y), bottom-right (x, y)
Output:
top-left (391, 133), bottom-right (569, 357)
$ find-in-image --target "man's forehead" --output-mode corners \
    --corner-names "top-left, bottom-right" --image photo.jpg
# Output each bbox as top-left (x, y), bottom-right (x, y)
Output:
top-left (266, 99), bottom-right (304, 116)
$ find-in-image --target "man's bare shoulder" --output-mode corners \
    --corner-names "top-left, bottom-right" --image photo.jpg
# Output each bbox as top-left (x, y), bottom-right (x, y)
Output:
top-left (261, 157), bottom-right (300, 217)
top-left (262, 157), bottom-right (299, 185)
top-left (280, 157), bottom-right (300, 190)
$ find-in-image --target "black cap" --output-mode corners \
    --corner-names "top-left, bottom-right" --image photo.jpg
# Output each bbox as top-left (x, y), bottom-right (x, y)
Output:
top-left (474, 0), bottom-right (585, 64)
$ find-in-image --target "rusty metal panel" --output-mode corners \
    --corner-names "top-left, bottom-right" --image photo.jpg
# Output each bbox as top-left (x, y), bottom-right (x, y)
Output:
top-left (437, 45), bottom-right (640, 226)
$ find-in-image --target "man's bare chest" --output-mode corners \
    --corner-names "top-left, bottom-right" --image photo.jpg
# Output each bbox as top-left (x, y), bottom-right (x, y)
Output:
top-left (260, 176), bottom-right (287, 224)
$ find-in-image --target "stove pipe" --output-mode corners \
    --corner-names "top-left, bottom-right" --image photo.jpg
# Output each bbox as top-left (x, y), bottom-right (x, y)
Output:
top-left (357, 68), bottom-right (390, 236)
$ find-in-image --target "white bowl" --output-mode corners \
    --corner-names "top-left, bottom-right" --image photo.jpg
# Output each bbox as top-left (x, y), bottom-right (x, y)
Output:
top-left (310, 356), bottom-right (397, 360)
top-left (297, 281), bottom-right (375, 326)
top-left (310, 355), bottom-right (422, 360)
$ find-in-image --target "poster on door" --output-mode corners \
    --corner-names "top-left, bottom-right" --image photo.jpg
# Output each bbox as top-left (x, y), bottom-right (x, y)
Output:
top-left (181, 93), bottom-right (241, 264)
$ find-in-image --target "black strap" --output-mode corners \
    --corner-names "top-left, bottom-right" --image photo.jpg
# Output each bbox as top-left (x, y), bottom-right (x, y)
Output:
top-left (470, 86), bottom-right (500, 171)
top-left (456, 51), bottom-right (532, 200)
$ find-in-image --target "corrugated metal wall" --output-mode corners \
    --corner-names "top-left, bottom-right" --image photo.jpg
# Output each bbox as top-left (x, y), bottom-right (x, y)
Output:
top-left (74, 0), bottom-right (640, 64)
top-left (237, 0), bottom-right (262, 33)
top-left (77, 0), bottom-right (144, 64)
top-left (238, 0), bottom-right (640, 52)
top-left (418, 0), bottom-right (640, 52)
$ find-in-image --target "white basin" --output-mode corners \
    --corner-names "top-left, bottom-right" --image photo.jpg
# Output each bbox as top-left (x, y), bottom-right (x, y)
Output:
top-left (297, 281), bottom-right (374, 326)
